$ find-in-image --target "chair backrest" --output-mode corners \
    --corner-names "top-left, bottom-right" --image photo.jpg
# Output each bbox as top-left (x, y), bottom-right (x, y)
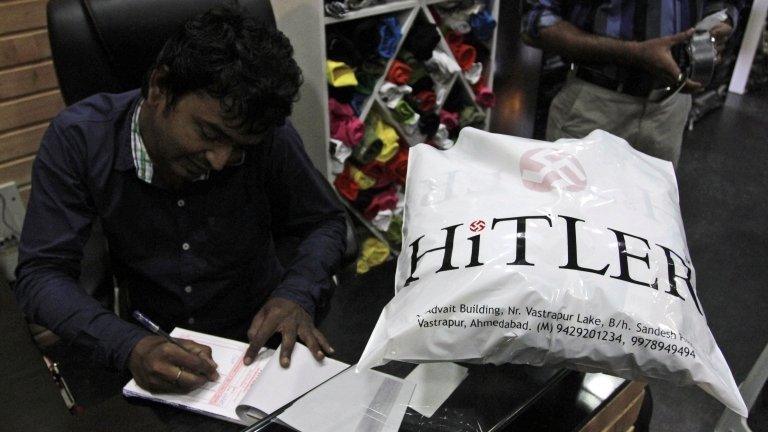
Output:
top-left (47, 0), bottom-right (275, 106)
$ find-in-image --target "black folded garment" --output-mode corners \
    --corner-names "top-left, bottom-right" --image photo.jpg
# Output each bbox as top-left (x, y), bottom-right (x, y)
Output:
top-left (418, 112), bottom-right (440, 138)
top-left (410, 75), bottom-right (436, 94)
top-left (404, 17), bottom-right (441, 61)
top-left (352, 18), bottom-right (382, 59)
top-left (463, 32), bottom-right (491, 65)
top-left (328, 85), bottom-right (357, 104)
top-left (352, 136), bottom-right (384, 165)
top-left (327, 31), bottom-right (362, 67)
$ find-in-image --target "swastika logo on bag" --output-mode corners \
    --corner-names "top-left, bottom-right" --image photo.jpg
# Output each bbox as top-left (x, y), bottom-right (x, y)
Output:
top-left (469, 220), bottom-right (486, 232)
top-left (519, 148), bottom-right (587, 192)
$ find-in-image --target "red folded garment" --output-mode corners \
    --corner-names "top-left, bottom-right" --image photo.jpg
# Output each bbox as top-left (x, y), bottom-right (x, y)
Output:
top-left (359, 160), bottom-right (395, 188)
top-left (334, 167), bottom-right (360, 201)
top-left (413, 90), bottom-right (437, 112)
top-left (363, 187), bottom-right (399, 220)
top-left (440, 109), bottom-right (460, 131)
top-left (445, 30), bottom-right (464, 47)
top-left (386, 60), bottom-right (413, 86)
top-left (386, 145), bottom-right (409, 185)
top-left (450, 43), bottom-right (477, 71)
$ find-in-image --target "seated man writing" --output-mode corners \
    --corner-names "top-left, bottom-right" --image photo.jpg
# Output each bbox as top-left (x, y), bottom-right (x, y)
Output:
top-left (14, 5), bottom-right (346, 394)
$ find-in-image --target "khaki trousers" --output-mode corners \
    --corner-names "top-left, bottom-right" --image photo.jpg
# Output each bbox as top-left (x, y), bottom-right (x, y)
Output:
top-left (546, 76), bottom-right (692, 168)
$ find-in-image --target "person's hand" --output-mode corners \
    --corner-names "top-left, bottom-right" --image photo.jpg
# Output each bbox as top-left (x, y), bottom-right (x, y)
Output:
top-left (710, 22), bottom-right (733, 64)
top-left (631, 28), bottom-right (695, 85)
top-left (128, 335), bottom-right (219, 393)
top-left (243, 297), bottom-right (335, 367)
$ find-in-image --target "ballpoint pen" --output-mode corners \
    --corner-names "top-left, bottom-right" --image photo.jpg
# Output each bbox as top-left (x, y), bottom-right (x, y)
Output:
top-left (132, 310), bottom-right (193, 354)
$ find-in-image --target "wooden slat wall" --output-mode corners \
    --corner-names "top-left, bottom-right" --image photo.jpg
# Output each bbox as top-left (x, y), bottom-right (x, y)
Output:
top-left (0, 0), bottom-right (62, 206)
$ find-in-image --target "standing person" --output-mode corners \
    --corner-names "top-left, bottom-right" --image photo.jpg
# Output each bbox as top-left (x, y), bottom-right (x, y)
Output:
top-left (14, 5), bottom-right (346, 394)
top-left (523, 0), bottom-right (740, 167)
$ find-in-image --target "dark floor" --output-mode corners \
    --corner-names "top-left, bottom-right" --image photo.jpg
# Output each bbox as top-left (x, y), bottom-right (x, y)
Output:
top-left (646, 92), bottom-right (768, 431)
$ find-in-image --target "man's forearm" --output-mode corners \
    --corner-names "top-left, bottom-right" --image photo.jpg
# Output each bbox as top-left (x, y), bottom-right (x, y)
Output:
top-left (527, 20), bottom-right (692, 84)
top-left (14, 267), bottom-right (148, 369)
top-left (528, 20), bottom-right (642, 68)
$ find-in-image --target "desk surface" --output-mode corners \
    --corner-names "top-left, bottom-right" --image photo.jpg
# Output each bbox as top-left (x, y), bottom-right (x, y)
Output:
top-left (247, 260), bottom-right (628, 432)
top-left (38, 262), bottom-right (631, 432)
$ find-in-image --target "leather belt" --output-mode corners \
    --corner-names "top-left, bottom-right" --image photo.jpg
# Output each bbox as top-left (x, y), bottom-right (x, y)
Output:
top-left (574, 67), bottom-right (655, 98)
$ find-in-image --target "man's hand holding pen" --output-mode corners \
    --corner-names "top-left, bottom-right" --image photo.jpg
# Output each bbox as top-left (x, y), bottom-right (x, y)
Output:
top-left (129, 311), bottom-right (219, 393)
top-left (129, 335), bottom-right (219, 393)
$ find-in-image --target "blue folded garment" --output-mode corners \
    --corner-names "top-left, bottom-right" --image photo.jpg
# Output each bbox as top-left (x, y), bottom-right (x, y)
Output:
top-left (470, 9), bottom-right (496, 41)
top-left (378, 17), bottom-right (402, 59)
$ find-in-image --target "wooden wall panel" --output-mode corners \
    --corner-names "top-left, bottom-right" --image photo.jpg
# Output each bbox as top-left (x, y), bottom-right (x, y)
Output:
top-left (0, 0), bottom-right (52, 204)
top-left (0, 90), bottom-right (63, 133)
top-left (0, 29), bottom-right (50, 68)
top-left (0, 155), bottom-right (35, 186)
top-left (19, 184), bottom-right (30, 205)
top-left (0, 60), bottom-right (58, 100)
top-left (0, 122), bottom-right (46, 164)
top-left (0, 1), bottom-right (47, 36)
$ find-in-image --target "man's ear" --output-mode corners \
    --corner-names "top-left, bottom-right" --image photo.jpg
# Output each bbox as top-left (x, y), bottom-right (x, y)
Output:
top-left (146, 66), bottom-right (170, 109)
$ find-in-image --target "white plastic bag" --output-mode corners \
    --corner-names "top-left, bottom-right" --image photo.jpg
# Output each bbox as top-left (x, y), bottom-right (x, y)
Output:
top-left (358, 128), bottom-right (747, 416)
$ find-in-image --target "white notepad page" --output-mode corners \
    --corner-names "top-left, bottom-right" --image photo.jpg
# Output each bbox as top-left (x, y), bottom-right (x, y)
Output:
top-left (122, 328), bottom-right (272, 424)
top-left (122, 328), bottom-right (349, 425)
top-left (236, 343), bottom-right (349, 420)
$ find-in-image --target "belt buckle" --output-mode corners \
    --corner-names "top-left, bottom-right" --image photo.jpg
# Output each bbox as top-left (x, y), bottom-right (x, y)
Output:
top-left (647, 73), bottom-right (686, 103)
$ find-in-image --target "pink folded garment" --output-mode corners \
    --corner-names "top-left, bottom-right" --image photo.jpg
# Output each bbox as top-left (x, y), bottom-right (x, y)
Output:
top-left (329, 98), bottom-right (365, 147)
top-left (475, 84), bottom-right (496, 108)
top-left (440, 109), bottom-right (460, 131)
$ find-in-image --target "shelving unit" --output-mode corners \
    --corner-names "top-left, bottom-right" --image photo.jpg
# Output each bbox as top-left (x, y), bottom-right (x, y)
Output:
top-left (273, 0), bottom-right (499, 263)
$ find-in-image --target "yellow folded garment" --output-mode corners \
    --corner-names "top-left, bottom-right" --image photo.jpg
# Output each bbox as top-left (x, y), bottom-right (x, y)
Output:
top-left (376, 138), bottom-right (400, 163)
top-left (356, 237), bottom-right (391, 274)
top-left (326, 60), bottom-right (358, 87)
top-left (349, 165), bottom-right (376, 190)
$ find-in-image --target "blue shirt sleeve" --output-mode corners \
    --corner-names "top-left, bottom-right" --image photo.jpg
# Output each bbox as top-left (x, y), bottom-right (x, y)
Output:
top-left (263, 123), bottom-right (347, 317)
top-left (524, 0), bottom-right (567, 40)
top-left (14, 120), bottom-right (149, 371)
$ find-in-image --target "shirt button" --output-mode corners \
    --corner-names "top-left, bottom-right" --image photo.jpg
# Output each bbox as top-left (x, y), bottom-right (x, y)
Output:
top-left (184, 285), bottom-right (193, 294)
top-left (182, 242), bottom-right (190, 251)
top-left (188, 317), bottom-right (195, 325)
top-left (177, 199), bottom-right (186, 207)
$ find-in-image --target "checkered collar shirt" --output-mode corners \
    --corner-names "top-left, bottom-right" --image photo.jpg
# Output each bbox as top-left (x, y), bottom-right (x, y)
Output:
top-left (129, 100), bottom-right (154, 183)
top-left (130, 100), bottom-right (212, 183)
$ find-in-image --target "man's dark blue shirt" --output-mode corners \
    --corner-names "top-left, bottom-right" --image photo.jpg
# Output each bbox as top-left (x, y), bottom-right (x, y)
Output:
top-left (14, 90), bottom-right (347, 370)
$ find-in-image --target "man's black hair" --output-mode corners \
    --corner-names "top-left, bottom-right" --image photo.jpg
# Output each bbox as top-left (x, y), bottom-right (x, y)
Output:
top-left (141, 4), bottom-right (303, 134)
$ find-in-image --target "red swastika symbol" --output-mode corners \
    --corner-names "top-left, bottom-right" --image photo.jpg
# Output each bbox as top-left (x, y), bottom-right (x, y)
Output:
top-left (469, 220), bottom-right (486, 232)
top-left (520, 148), bottom-right (587, 193)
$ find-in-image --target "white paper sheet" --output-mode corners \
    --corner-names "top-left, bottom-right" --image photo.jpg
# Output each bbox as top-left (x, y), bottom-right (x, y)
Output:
top-left (278, 367), bottom-right (415, 432)
top-left (404, 363), bottom-right (468, 418)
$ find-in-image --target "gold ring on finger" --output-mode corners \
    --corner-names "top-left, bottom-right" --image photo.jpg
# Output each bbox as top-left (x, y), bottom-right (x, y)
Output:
top-left (174, 367), bottom-right (183, 385)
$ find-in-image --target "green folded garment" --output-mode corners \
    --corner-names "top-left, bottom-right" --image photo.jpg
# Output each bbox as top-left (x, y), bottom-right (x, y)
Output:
top-left (392, 100), bottom-right (417, 124)
top-left (460, 105), bottom-right (487, 129)
top-left (355, 72), bottom-right (379, 95)
top-left (385, 215), bottom-right (403, 245)
top-left (353, 127), bottom-right (384, 165)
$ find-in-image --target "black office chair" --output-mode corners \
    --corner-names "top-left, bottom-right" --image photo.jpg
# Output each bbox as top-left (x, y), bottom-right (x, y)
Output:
top-left (45, 0), bottom-right (357, 320)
